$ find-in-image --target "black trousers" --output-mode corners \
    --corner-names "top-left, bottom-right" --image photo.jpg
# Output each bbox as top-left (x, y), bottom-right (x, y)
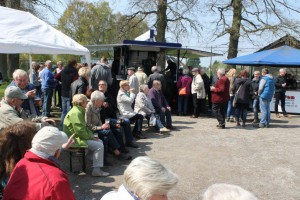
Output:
top-left (212, 102), bottom-right (228, 125)
top-left (130, 114), bottom-right (144, 133)
top-left (274, 92), bottom-right (286, 114)
top-left (192, 94), bottom-right (206, 116)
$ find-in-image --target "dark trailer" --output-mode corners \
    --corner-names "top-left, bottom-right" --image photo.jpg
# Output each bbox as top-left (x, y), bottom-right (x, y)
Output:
top-left (85, 40), bottom-right (221, 81)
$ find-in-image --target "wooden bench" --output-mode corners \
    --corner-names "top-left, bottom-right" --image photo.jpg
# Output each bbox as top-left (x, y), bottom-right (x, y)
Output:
top-left (68, 146), bottom-right (88, 173)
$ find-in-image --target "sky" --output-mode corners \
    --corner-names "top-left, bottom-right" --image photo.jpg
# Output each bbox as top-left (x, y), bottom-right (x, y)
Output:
top-left (43, 0), bottom-right (300, 68)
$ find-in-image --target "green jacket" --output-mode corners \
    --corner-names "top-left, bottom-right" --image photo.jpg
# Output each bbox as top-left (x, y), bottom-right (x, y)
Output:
top-left (63, 105), bottom-right (92, 147)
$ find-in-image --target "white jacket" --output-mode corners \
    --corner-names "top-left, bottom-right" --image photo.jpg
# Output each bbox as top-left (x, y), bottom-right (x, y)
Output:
top-left (117, 90), bottom-right (136, 119)
top-left (134, 92), bottom-right (155, 117)
top-left (101, 185), bottom-right (135, 200)
top-left (191, 74), bottom-right (206, 99)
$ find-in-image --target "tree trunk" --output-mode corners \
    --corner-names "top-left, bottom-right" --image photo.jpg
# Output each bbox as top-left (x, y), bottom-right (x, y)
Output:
top-left (0, 54), bottom-right (8, 81)
top-left (156, 0), bottom-right (167, 69)
top-left (227, 0), bottom-right (242, 60)
top-left (7, 54), bottom-right (20, 78)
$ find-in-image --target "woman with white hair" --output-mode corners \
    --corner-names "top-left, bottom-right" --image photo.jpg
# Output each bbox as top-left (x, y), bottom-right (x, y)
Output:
top-left (86, 91), bottom-right (131, 162)
top-left (101, 156), bottom-right (178, 200)
top-left (117, 80), bottom-right (146, 139)
top-left (134, 84), bottom-right (169, 133)
top-left (63, 94), bottom-right (109, 177)
top-left (202, 183), bottom-right (258, 200)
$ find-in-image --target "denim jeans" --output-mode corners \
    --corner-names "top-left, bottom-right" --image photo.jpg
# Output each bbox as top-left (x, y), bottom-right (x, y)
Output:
top-left (235, 103), bottom-right (248, 123)
top-left (109, 118), bottom-right (133, 143)
top-left (259, 98), bottom-right (271, 126)
top-left (252, 98), bottom-right (259, 120)
top-left (41, 88), bottom-right (53, 117)
top-left (178, 95), bottom-right (189, 115)
top-left (59, 96), bottom-right (71, 130)
top-left (226, 96), bottom-right (235, 118)
top-left (159, 109), bottom-right (172, 127)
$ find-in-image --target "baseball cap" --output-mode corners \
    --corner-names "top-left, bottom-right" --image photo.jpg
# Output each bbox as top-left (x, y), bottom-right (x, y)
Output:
top-left (192, 68), bottom-right (199, 72)
top-left (31, 126), bottom-right (68, 156)
top-left (127, 67), bottom-right (136, 71)
top-left (5, 86), bottom-right (28, 99)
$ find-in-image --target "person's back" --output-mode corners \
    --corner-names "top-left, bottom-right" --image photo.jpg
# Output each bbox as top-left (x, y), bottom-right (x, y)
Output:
top-left (60, 64), bottom-right (79, 98)
top-left (3, 151), bottom-right (75, 200)
top-left (91, 63), bottom-right (112, 90)
top-left (260, 74), bottom-right (275, 101)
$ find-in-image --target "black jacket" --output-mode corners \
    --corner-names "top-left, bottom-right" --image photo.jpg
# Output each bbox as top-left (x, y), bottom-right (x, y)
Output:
top-left (251, 78), bottom-right (260, 99)
top-left (71, 77), bottom-right (88, 98)
top-left (59, 66), bottom-right (78, 98)
top-left (100, 91), bottom-right (118, 123)
top-left (234, 77), bottom-right (252, 104)
top-left (275, 75), bottom-right (286, 93)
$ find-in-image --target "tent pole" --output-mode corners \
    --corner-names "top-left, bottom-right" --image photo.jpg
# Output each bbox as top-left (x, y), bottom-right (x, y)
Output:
top-left (209, 46), bottom-right (213, 76)
top-left (29, 54), bottom-right (33, 84)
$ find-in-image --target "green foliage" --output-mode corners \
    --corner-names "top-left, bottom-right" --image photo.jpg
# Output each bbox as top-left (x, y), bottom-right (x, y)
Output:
top-left (211, 60), bottom-right (227, 74)
top-left (57, 0), bottom-right (149, 46)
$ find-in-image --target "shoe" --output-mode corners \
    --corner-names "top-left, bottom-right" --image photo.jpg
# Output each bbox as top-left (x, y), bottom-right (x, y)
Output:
top-left (160, 127), bottom-right (170, 132)
top-left (283, 114), bottom-right (289, 118)
top-left (216, 124), bottom-right (225, 129)
top-left (126, 142), bottom-right (139, 148)
top-left (92, 168), bottom-right (109, 177)
top-left (236, 122), bottom-right (241, 126)
top-left (166, 125), bottom-right (175, 130)
top-left (177, 113), bottom-right (181, 116)
top-left (115, 153), bottom-right (132, 161)
top-left (252, 119), bottom-right (259, 123)
top-left (133, 132), bottom-right (147, 139)
top-left (226, 118), bottom-right (230, 122)
top-left (190, 115), bottom-right (198, 118)
top-left (230, 118), bottom-right (235, 123)
top-left (120, 148), bottom-right (129, 154)
top-left (276, 113), bottom-right (280, 118)
top-left (242, 123), bottom-right (246, 127)
top-left (258, 123), bottom-right (265, 128)
top-left (266, 124), bottom-right (270, 128)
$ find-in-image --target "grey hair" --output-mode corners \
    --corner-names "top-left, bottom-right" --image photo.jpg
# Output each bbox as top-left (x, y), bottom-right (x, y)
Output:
top-left (183, 68), bottom-right (189, 75)
top-left (45, 60), bottom-right (52, 66)
top-left (279, 68), bottom-right (286, 73)
top-left (202, 183), bottom-right (258, 200)
top-left (78, 67), bottom-right (90, 78)
top-left (151, 66), bottom-right (158, 72)
top-left (123, 156), bottom-right (178, 200)
top-left (217, 68), bottom-right (225, 75)
top-left (13, 69), bottom-right (28, 80)
top-left (91, 90), bottom-right (105, 102)
top-left (139, 84), bottom-right (148, 92)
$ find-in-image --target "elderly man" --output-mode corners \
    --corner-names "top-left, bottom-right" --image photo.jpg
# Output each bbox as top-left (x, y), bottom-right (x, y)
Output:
top-left (91, 57), bottom-right (112, 91)
top-left (0, 86), bottom-right (54, 131)
top-left (147, 66), bottom-right (166, 91)
top-left (191, 68), bottom-right (206, 118)
top-left (210, 68), bottom-right (230, 129)
top-left (135, 66), bottom-right (148, 86)
top-left (257, 68), bottom-right (275, 128)
top-left (3, 126), bottom-right (76, 200)
top-left (148, 80), bottom-right (173, 129)
top-left (40, 60), bottom-right (57, 117)
top-left (127, 67), bottom-right (139, 95)
top-left (8, 69), bottom-right (40, 117)
top-left (274, 68), bottom-right (288, 118)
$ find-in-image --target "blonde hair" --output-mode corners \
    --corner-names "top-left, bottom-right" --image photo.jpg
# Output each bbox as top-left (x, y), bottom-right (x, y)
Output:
top-left (253, 71), bottom-right (260, 75)
top-left (119, 80), bottom-right (130, 88)
top-left (72, 94), bottom-right (88, 106)
top-left (78, 67), bottom-right (90, 78)
top-left (124, 156), bottom-right (178, 200)
top-left (226, 68), bottom-right (236, 78)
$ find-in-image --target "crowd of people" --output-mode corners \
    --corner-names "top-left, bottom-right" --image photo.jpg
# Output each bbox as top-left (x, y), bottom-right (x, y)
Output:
top-left (0, 57), bottom-right (288, 199)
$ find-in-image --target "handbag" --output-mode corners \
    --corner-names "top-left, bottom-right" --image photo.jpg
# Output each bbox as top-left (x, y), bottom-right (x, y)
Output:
top-left (179, 87), bottom-right (187, 96)
top-left (149, 114), bottom-right (156, 126)
top-left (232, 85), bottom-right (241, 108)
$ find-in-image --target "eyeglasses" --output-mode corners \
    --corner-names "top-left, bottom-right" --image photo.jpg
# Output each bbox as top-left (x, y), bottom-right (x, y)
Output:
top-left (98, 84), bottom-right (106, 86)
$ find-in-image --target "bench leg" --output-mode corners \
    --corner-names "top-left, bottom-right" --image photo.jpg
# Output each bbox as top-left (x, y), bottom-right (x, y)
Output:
top-left (69, 152), bottom-right (73, 172)
top-left (82, 149), bottom-right (86, 172)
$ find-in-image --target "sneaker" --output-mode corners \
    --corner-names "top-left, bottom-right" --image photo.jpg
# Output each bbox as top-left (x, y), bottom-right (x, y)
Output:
top-left (115, 153), bottom-right (132, 161)
top-left (258, 123), bottom-right (265, 128)
top-left (283, 114), bottom-right (289, 118)
top-left (133, 132), bottom-right (147, 139)
top-left (126, 142), bottom-right (139, 148)
top-left (92, 168), bottom-right (109, 177)
top-left (190, 115), bottom-right (198, 118)
top-left (160, 127), bottom-right (170, 132)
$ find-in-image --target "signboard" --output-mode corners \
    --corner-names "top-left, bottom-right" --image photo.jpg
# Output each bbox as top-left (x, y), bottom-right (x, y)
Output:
top-left (270, 90), bottom-right (300, 114)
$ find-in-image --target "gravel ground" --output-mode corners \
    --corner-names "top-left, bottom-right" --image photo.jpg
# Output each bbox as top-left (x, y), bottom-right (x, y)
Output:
top-left (59, 113), bottom-right (300, 200)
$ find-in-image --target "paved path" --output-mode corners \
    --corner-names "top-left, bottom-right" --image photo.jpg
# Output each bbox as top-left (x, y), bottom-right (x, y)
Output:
top-left (60, 113), bottom-right (300, 200)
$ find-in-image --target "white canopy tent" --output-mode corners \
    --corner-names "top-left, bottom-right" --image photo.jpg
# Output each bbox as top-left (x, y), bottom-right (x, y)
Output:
top-left (0, 6), bottom-right (91, 73)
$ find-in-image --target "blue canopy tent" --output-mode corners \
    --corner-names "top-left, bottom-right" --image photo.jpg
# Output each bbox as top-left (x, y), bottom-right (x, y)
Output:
top-left (223, 45), bottom-right (300, 66)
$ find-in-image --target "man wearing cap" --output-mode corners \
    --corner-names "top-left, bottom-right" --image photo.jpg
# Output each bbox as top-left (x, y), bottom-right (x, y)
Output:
top-left (127, 67), bottom-right (139, 95)
top-left (135, 66), bottom-right (148, 86)
top-left (3, 126), bottom-right (75, 200)
top-left (91, 57), bottom-right (112, 91)
top-left (0, 86), bottom-right (54, 131)
top-left (191, 68), bottom-right (206, 118)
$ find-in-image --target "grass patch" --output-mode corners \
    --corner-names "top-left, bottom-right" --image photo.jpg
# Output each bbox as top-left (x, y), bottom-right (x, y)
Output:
top-left (0, 82), bottom-right (9, 99)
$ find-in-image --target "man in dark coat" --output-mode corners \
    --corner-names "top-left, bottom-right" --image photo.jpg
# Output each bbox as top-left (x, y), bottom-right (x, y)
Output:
top-left (274, 68), bottom-right (287, 117)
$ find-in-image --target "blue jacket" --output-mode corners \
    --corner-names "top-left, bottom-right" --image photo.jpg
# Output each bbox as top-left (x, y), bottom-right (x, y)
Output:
top-left (260, 75), bottom-right (275, 101)
top-left (40, 68), bottom-right (56, 89)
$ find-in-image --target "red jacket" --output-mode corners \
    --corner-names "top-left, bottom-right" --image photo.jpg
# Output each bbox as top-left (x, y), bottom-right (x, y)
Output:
top-left (3, 151), bottom-right (75, 200)
top-left (211, 75), bottom-right (230, 103)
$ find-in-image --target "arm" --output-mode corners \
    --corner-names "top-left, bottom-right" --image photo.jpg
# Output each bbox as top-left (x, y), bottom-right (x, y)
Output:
top-left (258, 78), bottom-right (266, 96)
top-left (118, 92), bottom-right (135, 104)
top-left (136, 94), bottom-right (153, 113)
top-left (194, 75), bottom-right (204, 91)
top-left (213, 77), bottom-right (227, 93)
top-left (85, 105), bottom-right (100, 131)
top-left (71, 111), bottom-right (93, 140)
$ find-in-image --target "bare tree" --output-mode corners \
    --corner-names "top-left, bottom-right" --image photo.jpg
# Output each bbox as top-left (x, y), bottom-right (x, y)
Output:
top-left (207, 0), bottom-right (300, 59)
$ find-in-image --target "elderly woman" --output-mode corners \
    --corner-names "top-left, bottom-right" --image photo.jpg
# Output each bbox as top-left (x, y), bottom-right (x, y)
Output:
top-left (101, 156), bottom-right (178, 200)
top-left (86, 91), bottom-right (131, 161)
top-left (134, 84), bottom-right (169, 133)
top-left (71, 67), bottom-right (90, 98)
top-left (117, 80), bottom-right (146, 139)
top-left (63, 94), bottom-right (109, 177)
